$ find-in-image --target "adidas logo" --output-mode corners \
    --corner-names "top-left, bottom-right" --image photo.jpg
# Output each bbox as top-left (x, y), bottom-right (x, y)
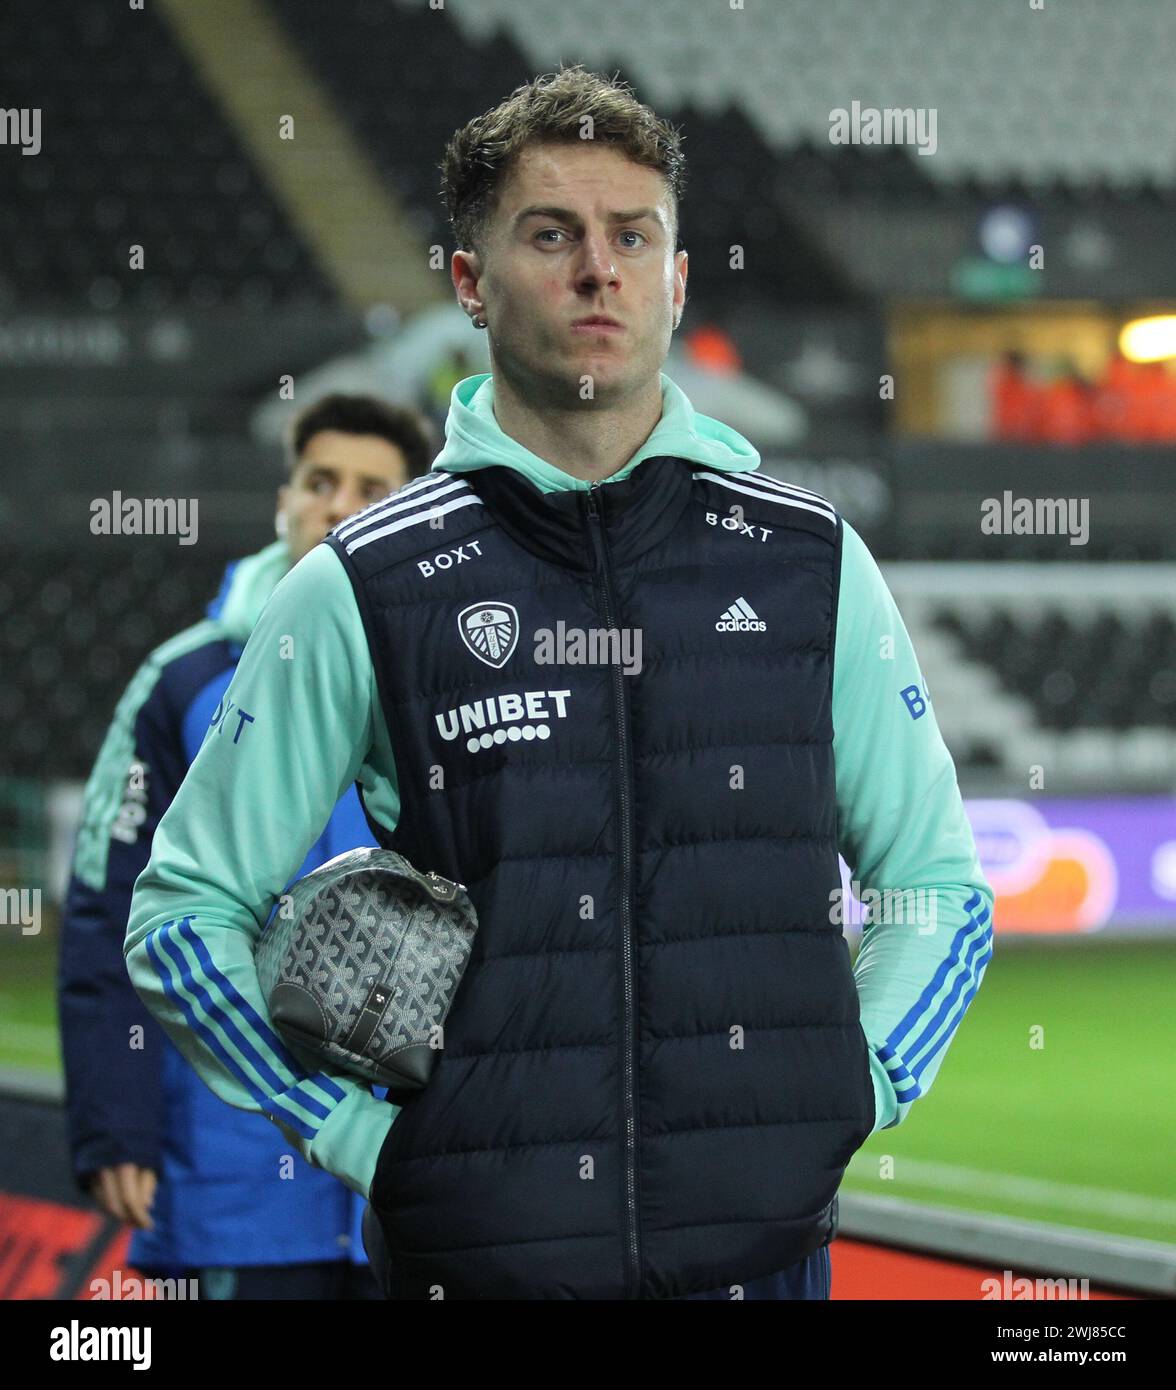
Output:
top-left (716, 597), bottom-right (767, 632)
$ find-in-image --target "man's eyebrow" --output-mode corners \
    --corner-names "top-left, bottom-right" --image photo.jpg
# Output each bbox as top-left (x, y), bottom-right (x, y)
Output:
top-left (515, 205), bottom-right (665, 230)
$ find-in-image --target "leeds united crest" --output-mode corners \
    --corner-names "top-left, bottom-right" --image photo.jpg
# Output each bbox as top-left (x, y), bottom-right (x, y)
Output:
top-left (458, 602), bottom-right (519, 669)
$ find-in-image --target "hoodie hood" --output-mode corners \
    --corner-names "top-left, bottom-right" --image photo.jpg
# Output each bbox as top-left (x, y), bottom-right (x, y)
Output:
top-left (430, 372), bottom-right (761, 493)
top-left (206, 538), bottom-right (290, 645)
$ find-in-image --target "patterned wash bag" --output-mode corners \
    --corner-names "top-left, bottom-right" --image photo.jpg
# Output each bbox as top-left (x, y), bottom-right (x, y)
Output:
top-left (255, 847), bottom-right (478, 1089)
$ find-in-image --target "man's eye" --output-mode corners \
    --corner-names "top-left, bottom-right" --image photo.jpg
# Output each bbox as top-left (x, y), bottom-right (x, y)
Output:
top-left (535, 229), bottom-right (647, 247)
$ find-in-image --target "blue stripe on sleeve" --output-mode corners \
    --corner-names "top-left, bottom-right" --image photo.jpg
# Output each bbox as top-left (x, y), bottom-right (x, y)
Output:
top-left (909, 944), bottom-right (993, 1084)
top-left (145, 924), bottom-right (319, 1140)
top-left (873, 895), bottom-right (993, 1107)
top-left (876, 1044), bottom-right (921, 1102)
top-left (882, 890), bottom-right (986, 1054)
top-left (157, 919), bottom-right (306, 1101)
top-left (906, 910), bottom-right (992, 1080)
top-left (177, 917), bottom-right (346, 1108)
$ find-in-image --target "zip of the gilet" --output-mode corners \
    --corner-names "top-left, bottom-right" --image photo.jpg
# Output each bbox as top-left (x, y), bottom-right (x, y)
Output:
top-left (584, 480), bottom-right (641, 1299)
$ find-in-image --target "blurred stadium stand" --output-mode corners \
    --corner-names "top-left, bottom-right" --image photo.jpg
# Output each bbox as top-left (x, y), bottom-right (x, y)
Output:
top-left (887, 566), bottom-right (1176, 791)
top-left (1, 0), bottom-right (1174, 892)
top-left (0, 0), bottom-right (334, 312)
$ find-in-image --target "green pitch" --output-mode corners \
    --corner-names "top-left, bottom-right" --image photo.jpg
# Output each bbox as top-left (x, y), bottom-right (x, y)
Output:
top-left (0, 922), bottom-right (61, 1074)
top-left (3, 920), bottom-right (1174, 1246)
top-left (844, 937), bottom-right (1176, 1246)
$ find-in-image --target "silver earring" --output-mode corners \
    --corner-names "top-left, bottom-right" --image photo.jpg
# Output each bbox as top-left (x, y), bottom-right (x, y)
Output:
top-left (472, 314), bottom-right (487, 329)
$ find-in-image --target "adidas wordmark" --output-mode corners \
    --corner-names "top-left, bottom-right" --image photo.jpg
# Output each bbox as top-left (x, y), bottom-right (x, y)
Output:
top-left (716, 598), bottom-right (767, 632)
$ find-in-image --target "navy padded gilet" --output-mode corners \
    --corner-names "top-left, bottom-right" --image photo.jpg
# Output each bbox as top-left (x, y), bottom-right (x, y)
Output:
top-left (325, 456), bottom-right (874, 1299)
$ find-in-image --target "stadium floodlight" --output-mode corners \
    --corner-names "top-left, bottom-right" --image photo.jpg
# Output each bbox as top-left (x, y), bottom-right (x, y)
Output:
top-left (1119, 315), bottom-right (1176, 362)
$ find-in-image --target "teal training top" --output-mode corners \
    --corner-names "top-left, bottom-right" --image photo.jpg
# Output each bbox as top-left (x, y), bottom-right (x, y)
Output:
top-left (126, 371), bottom-right (995, 1199)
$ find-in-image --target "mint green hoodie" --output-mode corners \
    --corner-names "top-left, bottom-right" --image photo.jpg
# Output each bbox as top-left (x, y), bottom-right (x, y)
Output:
top-left (126, 371), bottom-right (994, 1200)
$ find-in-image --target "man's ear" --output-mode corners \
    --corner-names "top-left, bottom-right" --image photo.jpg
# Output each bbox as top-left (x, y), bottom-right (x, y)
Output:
top-left (275, 483), bottom-right (289, 539)
top-left (452, 247), bottom-right (484, 317)
top-left (672, 250), bottom-right (689, 329)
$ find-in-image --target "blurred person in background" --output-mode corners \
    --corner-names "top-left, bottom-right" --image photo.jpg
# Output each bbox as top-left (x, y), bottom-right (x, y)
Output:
top-left (1126, 359), bottom-right (1173, 442)
top-left (1092, 349), bottom-right (1135, 441)
top-left (1153, 361), bottom-right (1176, 440)
top-left (57, 392), bottom-right (433, 1300)
top-left (1093, 351), bottom-right (1176, 444)
top-left (989, 349), bottom-right (1039, 443)
top-left (1038, 358), bottom-right (1095, 447)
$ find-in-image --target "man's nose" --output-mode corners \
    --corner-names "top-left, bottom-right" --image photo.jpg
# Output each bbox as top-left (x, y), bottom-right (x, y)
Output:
top-left (327, 487), bottom-right (364, 526)
top-left (575, 233), bottom-right (619, 288)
